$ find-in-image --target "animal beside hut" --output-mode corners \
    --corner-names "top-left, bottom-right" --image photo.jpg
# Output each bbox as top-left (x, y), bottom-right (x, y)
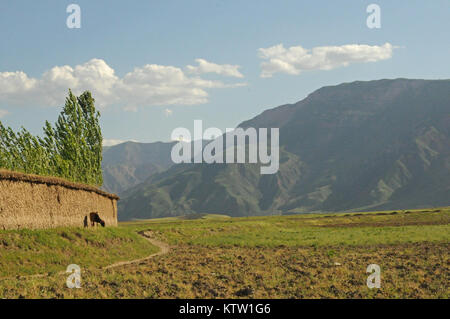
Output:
top-left (89, 212), bottom-right (105, 227)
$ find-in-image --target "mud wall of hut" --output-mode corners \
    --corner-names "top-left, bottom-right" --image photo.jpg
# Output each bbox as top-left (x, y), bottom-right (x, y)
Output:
top-left (0, 170), bottom-right (118, 230)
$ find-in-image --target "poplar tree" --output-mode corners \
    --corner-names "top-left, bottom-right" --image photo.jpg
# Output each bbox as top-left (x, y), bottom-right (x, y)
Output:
top-left (0, 89), bottom-right (103, 186)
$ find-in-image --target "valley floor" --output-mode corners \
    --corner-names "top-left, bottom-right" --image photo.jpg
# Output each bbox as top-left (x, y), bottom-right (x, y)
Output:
top-left (0, 208), bottom-right (448, 298)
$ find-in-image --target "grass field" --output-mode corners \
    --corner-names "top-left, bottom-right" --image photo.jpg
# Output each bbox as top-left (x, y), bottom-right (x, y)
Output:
top-left (0, 227), bottom-right (159, 278)
top-left (0, 208), bottom-right (448, 298)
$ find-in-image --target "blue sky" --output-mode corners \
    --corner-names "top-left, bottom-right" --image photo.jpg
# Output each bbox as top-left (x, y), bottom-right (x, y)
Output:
top-left (0, 0), bottom-right (449, 144)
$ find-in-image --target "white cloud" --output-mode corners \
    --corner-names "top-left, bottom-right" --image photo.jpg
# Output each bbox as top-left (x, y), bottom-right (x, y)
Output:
top-left (119, 64), bottom-right (228, 107)
top-left (0, 59), bottom-right (118, 108)
top-left (258, 42), bottom-right (394, 78)
top-left (0, 59), bottom-right (246, 109)
top-left (102, 139), bottom-right (138, 147)
top-left (186, 58), bottom-right (244, 78)
top-left (0, 109), bottom-right (9, 118)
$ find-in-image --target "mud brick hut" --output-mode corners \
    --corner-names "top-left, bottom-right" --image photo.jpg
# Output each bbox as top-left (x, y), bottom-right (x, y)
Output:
top-left (0, 170), bottom-right (119, 230)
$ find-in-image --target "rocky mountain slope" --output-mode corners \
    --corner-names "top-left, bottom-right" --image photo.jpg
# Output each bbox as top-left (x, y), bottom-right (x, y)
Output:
top-left (117, 79), bottom-right (450, 220)
top-left (101, 141), bottom-right (175, 195)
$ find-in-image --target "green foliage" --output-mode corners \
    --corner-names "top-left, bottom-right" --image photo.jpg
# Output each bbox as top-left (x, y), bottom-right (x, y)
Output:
top-left (0, 90), bottom-right (103, 186)
top-left (0, 226), bottom-right (158, 278)
top-left (125, 209), bottom-right (450, 247)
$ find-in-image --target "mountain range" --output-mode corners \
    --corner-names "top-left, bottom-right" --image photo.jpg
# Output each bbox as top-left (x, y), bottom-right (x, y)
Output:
top-left (102, 79), bottom-right (450, 220)
top-left (101, 141), bottom-right (175, 195)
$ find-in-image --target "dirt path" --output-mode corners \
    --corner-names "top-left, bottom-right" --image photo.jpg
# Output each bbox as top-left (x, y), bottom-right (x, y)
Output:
top-left (103, 231), bottom-right (170, 270)
top-left (0, 230), bottom-right (170, 281)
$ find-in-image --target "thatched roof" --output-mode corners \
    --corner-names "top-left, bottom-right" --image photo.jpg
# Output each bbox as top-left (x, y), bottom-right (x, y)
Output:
top-left (0, 169), bottom-right (119, 200)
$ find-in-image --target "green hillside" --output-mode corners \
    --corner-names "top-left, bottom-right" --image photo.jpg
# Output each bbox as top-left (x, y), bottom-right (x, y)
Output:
top-left (102, 141), bottom-right (175, 195)
top-left (0, 227), bottom-right (158, 278)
